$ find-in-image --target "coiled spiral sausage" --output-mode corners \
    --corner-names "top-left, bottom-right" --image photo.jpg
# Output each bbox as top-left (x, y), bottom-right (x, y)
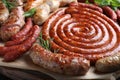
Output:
top-left (41, 3), bottom-right (120, 63)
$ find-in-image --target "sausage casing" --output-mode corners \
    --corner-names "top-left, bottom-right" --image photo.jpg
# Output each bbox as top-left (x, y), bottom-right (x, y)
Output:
top-left (30, 44), bottom-right (90, 75)
top-left (95, 52), bottom-right (120, 73)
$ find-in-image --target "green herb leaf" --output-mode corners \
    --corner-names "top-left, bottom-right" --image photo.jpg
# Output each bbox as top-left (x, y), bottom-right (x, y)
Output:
top-left (38, 33), bottom-right (59, 53)
top-left (93, 0), bottom-right (120, 10)
top-left (38, 33), bottom-right (51, 51)
top-left (2, 0), bottom-right (17, 11)
top-left (24, 8), bottom-right (36, 17)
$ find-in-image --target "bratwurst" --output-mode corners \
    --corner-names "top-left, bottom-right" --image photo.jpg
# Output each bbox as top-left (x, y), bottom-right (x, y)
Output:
top-left (30, 44), bottom-right (90, 76)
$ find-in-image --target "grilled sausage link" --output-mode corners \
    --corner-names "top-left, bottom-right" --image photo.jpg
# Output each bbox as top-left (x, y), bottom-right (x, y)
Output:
top-left (116, 9), bottom-right (120, 24)
top-left (3, 25), bottom-right (40, 62)
top-left (30, 44), bottom-right (90, 76)
top-left (95, 52), bottom-right (120, 73)
top-left (0, 6), bottom-right (25, 41)
top-left (0, 0), bottom-right (9, 25)
top-left (102, 6), bottom-right (117, 22)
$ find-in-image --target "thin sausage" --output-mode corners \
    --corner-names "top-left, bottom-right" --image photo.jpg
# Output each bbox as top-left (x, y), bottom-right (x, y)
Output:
top-left (0, 25), bottom-right (40, 61)
top-left (30, 44), bottom-right (90, 75)
top-left (116, 9), bottom-right (120, 24)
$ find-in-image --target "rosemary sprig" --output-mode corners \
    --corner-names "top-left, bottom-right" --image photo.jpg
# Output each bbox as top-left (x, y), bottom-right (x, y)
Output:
top-left (2, 0), bottom-right (17, 11)
top-left (23, 8), bottom-right (36, 17)
top-left (38, 33), bottom-right (59, 53)
top-left (38, 33), bottom-right (51, 51)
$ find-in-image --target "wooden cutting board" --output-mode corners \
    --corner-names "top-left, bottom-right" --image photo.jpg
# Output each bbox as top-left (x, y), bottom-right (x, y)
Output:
top-left (0, 43), bottom-right (114, 80)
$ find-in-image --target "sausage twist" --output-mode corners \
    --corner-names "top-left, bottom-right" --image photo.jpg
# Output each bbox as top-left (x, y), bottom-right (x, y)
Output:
top-left (41, 3), bottom-right (120, 63)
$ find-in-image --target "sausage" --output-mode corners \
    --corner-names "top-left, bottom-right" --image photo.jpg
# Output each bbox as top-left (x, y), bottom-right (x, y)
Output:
top-left (116, 9), bottom-right (120, 24)
top-left (30, 44), bottom-right (90, 75)
top-left (95, 52), bottom-right (120, 73)
top-left (116, 9), bottom-right (120, 20)
top-left (69, 2), bottom-right (103, 13)
top-left (102, 6), bottom-right (117, 22)
top-left (5, 35), bottom-right (27, 47)
top-left (41, 3), bottom-right (120, 63)
top-left (0, 25), bottom-right (40, 61)
top-left (0, 0), bottom-right (9, 25)
top-left (11, 18), bottom-right (33, 40)
top-left (0, 6), bottom-right (25, 41)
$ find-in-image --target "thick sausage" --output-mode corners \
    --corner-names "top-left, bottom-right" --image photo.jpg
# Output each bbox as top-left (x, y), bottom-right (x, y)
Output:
top-left (95, 52), bottom-right (120, 73)
top-left (11, 18), bottom-right (33, 40)
top-left (30, 44), bottom-right (90, 75)
top-left (102, 6), bottom-right (117, 22)
top-left (0, 6), bottom-right (25, 41)
top-left (0, 0), bottom-right (9, 25)
top-left (0, 25), bottom-right (40, 61)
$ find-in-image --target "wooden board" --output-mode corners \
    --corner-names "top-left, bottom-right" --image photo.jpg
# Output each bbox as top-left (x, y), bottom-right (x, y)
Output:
top-left (0, 42), bottom-right (115, 80)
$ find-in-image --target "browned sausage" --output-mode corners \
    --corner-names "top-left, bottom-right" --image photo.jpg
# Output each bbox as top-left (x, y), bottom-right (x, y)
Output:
top-left (0, 6), bottom-right (25, 41)
top-left (11, 18), bottom-right (33, 40)
top-left (69, 2), bottom-right (103, 13)
top-left (42, 3), bottom-right (120, 63)
top-left (30, 44), bottom-right (90, 75)
top-left (116, 9), bottom-right (120, 24)
top-left (0, 25), bottom-right (40, 62)
top-left (88, 0), bottom-right (94, 3)
top-left (5, 36), bottom-right (27, 47)
top-left (102, 6), bottom-right (117, 22)
top-left (116, 9), bottom-right (120, 20)
top-left (95, 52), bottom-right (120, 73)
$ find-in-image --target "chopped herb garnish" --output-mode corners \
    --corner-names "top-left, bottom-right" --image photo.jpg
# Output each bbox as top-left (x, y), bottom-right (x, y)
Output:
top-left (24, 8), bottom-right (36, 17)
